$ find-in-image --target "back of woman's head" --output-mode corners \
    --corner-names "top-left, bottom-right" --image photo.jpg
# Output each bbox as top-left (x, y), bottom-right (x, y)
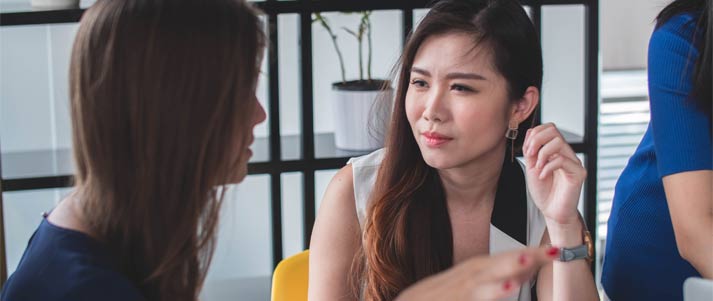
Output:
top-left (355, 0), bottom-right (542, 300)
top-left (69, 0), bottom-right (264, 300)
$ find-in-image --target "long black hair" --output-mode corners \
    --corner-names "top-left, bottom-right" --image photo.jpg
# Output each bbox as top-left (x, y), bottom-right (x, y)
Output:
top-left (656, 0), bottom-right (711, 116)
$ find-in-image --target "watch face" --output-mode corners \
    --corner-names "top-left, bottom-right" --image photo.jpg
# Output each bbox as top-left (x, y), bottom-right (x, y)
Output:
top-left (584, 230), bottom-right (594, 263)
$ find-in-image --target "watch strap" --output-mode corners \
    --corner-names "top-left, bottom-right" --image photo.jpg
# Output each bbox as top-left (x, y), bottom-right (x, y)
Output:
top-left (557, 244), bottom-right (590, 262)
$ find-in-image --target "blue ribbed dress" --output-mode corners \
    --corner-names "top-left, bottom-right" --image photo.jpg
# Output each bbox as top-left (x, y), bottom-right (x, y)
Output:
top-left (601, 12), bottom-right (712, 301)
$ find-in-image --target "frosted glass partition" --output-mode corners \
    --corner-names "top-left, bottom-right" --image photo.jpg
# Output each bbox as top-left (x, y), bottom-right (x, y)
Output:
top-left (414, 8), bottom-right (429, 29)
top-left (281, 172), bottom-right (304, 258)
top-left (278, 14), bottom-right (303, 160)
top-left (0, 24), bottom-right (76, 156)
top-left (540, 5), bottom-right (586, 141)
top-left (202, 175), bottom-right (272, 300)
top-left (206, 175), bottom-right (272, 280)
top-left (254, 15), bottom-right (270, 142)
top-left (311, 10), bottom-right (403, 152)
top-left (3, 188), bottom-right (72, 275)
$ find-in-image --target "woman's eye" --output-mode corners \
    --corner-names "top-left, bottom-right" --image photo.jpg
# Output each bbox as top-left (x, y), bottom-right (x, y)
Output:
top-left (451, 84), bottom-right (474, 92)
top-left (410, 79), bottom-right (428, 88)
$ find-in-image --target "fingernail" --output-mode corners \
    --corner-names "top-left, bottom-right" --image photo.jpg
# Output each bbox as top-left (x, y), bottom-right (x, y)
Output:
top-left (519, 254), bottom-right (528, 265)
top-left (547, 247), bottom-right (559, 257)
top-left (503, 280), bottom-right (512, 291)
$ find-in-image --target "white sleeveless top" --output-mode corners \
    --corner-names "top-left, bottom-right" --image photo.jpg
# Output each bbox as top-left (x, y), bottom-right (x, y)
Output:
top-left (347, 148), bottom-right (547, 301)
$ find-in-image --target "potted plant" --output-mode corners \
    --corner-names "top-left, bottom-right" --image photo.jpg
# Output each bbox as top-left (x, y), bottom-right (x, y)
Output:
top-left (314, 11), bottom-right (392, 151)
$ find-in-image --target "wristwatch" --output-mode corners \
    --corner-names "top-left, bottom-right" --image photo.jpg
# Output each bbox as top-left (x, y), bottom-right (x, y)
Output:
top-left (556, 223), bottom-right (594, 264)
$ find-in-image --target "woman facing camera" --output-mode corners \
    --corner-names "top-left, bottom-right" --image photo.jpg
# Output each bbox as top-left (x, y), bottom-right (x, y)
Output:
top-left (1, 0), bottom-right (266, 300)
top-left (309, 0), bottom-right (599, 300)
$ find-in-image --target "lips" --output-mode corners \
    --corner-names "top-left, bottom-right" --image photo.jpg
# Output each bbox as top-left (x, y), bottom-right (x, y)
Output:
top-left (422, 131), bottom-right (453, 147)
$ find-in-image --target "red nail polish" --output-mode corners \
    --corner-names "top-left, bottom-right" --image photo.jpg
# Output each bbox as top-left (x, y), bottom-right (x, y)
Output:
top-left (503, 280), bottom-right (512, 291)
top-left (519, 254), bottom-right (528, 265)
top-left (547, 247), bottom-right (559, 257)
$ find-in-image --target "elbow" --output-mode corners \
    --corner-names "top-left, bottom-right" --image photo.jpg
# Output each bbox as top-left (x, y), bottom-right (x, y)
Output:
top-left (675, 238), bottom-right (694, 263)
top-left (671, 224), bottom-right (699, 264)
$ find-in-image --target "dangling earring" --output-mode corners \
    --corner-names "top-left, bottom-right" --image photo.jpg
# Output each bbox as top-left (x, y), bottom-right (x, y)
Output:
top-left (505, 124), bottom-right (518, 163)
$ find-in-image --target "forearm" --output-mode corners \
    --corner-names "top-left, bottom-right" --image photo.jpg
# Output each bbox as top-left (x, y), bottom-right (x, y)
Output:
top-left (677, 214), bottom-right (713, 278)
top-left (546, 222), bottom-right (598, 301)
top-left (662, 171), bottom-right (713, 279)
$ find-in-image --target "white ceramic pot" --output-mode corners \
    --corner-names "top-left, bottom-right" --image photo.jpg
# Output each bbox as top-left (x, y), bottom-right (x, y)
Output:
top-left (332, 86), bottom-right (392, 151)
top-left (30, 0), bottom-right (79, 9)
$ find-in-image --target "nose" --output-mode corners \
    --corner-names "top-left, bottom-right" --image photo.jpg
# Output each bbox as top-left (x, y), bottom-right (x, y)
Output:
top-left (422, 87), bottom-right (447, 123)
top-left (253, 97), bottom-right (267, 126)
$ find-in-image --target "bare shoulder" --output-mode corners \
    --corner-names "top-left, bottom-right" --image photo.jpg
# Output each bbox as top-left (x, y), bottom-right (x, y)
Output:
top-left (323, 164), bottom-right (356, 206)
top-left (313, 164), bottom-right (359, 236)
top-left (309, 164), bottom-right (361, 300)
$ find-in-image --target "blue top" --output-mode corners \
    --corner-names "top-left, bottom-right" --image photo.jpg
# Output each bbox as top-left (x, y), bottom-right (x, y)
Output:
top-left (1, 217), bottom-right (145, 301)
top-left (601, 12), bottom-right (712, 301)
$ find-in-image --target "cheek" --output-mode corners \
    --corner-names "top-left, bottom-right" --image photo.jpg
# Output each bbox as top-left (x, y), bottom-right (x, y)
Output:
top-left (404, 92), bottom-right (421, 125)
top-left (453, 102), bottom-right (508, 135)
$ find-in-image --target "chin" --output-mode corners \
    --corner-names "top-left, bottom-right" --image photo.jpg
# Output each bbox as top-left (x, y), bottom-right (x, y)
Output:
top-left (421, 150), bottom-right (459, 170)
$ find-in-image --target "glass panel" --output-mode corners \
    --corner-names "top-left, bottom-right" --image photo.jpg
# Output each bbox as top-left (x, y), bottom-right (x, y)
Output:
top-left (3, 188), bottom-right (72, 275)
top-left (312, 10), bottom-right (402, 158)
top-left (281, 172), bottom-right (304, 258)
top-left (250, 16), bottom-right (271, 163)
top-left (202, 175), bottom-right (272, 300)
top-left (0, 0), bottom-right (94, 13)
top-left (414, 8), bottom-right (429, 29)
top-left (278, 13), bottom-right (302, 161)
top-left (540, 5), bottom-right (586, 143)
top-left (1, 23), bottom-right (77, 180)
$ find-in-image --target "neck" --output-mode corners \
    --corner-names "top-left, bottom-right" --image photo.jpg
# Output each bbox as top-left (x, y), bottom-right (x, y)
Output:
top-left (47, 186), bottom-right (96, 239)
top-left (438, 145), bottom-right (506, 211)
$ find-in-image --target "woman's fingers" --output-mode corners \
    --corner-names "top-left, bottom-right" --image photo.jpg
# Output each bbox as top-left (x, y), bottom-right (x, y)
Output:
top-left (468, 246), bottom-right (559, 282)
top-left (468, 279), bottom-right (523, 300)
top-left (396, 247), bottom-right (560, 301)
top-left (537, 154), bottom-right (586, 180)
top-left (523, 123), bottom-right (578, 164)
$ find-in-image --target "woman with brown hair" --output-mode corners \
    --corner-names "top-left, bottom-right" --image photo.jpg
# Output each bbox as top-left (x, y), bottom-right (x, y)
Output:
top-left (309, 0), bottom-right (599, 300)
top-left (1, 0), bottom-right (265, 300)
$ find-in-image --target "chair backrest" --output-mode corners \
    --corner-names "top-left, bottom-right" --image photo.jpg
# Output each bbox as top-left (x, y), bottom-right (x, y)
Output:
top-left (684, 277), bottom-right (713, 301)
top-left (271, 249), bottom-right (309, 301)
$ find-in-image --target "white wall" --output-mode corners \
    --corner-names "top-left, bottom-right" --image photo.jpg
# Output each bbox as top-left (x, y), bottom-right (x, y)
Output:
top-left (601, 0), bottom-right (667, 70)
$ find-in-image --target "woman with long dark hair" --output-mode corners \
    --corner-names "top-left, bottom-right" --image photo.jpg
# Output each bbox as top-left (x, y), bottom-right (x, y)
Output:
top-left (309, 0), bottom-right (599, 300)
top-left (602, 0), bottom-right (712, 299)
top-left (1, 0), bottom-right (266, 300)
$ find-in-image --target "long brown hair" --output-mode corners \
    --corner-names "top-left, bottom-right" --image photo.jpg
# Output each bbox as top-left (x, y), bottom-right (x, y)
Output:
top-left (69, 0), bottom-right (264, 300)
top-left (352, 0), bottom-right (542, 299)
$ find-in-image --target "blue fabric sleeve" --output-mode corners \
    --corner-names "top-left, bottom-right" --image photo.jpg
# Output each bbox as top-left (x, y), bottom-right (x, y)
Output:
top-left (648, 15), bottom-right (713, 178)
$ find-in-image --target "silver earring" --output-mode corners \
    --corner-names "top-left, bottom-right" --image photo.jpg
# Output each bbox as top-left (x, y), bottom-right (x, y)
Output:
top-left (505, 127), bottom-right (518, 140)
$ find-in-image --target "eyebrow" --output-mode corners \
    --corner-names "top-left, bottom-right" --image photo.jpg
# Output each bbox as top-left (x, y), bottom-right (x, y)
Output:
top-left (410, 67), bottom-right (487, 81)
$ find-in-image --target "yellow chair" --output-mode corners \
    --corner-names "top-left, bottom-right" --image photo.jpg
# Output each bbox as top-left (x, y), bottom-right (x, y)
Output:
top-left (271, 250), bottom-right (309, 301)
